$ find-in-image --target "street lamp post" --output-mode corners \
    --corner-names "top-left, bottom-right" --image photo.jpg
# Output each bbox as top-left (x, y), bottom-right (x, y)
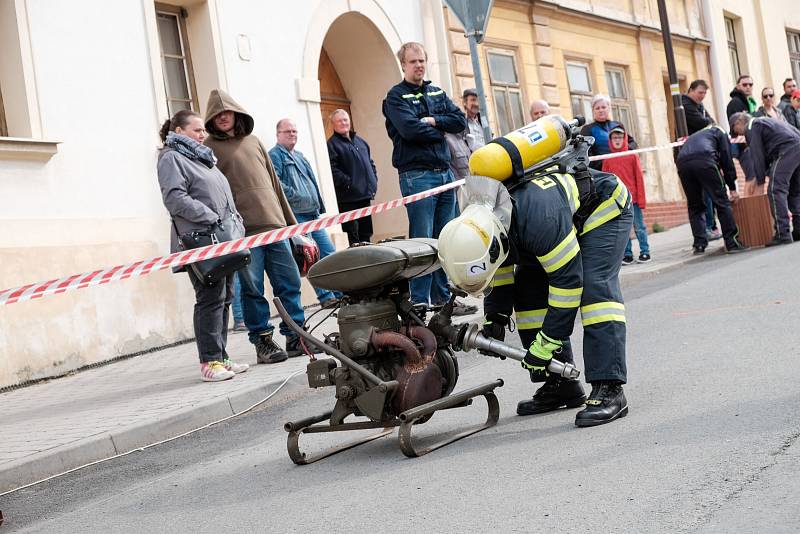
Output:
top-left (656, 0), bottom-right (688, 139)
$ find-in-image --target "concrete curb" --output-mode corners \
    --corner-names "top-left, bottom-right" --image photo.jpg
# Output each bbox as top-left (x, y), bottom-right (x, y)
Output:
top-left (0, 373), bottom-right (308, 494)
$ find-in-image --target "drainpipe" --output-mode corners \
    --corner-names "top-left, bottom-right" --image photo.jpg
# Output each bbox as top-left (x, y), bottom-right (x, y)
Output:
top-left (701, 0), bottom-right (728, 130)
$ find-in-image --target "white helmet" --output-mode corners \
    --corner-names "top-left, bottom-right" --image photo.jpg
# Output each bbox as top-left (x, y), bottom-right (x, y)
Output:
top-left (438, 203), bottom-right (510, 297)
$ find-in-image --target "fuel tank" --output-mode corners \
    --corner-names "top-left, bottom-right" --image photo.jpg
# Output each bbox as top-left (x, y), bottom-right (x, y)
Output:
top-left (307, 239), bottom-right (440, 293)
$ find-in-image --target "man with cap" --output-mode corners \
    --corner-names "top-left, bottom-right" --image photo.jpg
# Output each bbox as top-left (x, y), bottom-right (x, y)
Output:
top-left (782, 89), bottom-right (800, 130)
top-left (444, 88), bottom-right (486, 180)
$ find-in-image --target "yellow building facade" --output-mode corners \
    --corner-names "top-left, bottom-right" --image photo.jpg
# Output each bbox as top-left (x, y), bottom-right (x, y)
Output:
top-left (446, 0), bottom-right (714, 207)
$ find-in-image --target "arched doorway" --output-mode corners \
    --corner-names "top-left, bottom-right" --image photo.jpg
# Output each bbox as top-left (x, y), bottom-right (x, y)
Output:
top-left (316, 12), bottom-right (405, 241)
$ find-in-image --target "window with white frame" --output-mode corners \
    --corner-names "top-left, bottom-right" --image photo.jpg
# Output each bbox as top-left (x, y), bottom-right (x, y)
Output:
top-left (788, 31), bottom-right (800, 81)
top-left (486, 50), bottom-right (525, 135)
top-left (156, 4), bottom-right (198, 115)
top-left (725, 17), bottom-right (741, 81)
top-left (605, 66), bottom-right (636, 138)
top-left (566, 61), bottom-right (593, 120)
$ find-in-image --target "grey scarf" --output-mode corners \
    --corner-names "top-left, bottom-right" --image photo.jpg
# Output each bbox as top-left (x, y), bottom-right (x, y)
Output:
top-left (165, 132), bottom-right (217, 168)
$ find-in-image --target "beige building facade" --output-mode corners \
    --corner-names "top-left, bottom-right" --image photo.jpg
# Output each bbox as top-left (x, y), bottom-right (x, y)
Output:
top-left (0, 0), bottom-right (454, 388)
top-left (445, 0), bottom-right (714, 207)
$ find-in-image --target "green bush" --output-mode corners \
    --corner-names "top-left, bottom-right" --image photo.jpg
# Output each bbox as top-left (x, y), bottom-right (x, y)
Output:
top-left (652, 222), bottom-right (666, 233)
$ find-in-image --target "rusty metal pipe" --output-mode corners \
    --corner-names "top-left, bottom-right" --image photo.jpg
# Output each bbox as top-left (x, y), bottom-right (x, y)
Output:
top-left (400, 326), bottom-right (437, 361)
top-left (370, 330), bottom-right (422, 366)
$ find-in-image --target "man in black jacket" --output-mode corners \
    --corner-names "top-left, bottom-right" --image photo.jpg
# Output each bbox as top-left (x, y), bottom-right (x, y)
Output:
top-left (382, 41), bottom-right (476, 315)
top-left (731, 112), bottom-right (800, 245)
top-left (676, 125), bottom-right (745, 255)
top-left (782, 90), bottom-right (800, 130)
top-left (327, 109), bottom-right (378, 245)
top-left (777, 78), bottom-right (797, 113)
top-left (682, 80), bottom-right (714, 135)
top-left (727, 75), bottom-right (758, 117)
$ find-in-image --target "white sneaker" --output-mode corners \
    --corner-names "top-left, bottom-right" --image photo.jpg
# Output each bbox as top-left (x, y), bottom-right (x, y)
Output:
top-left (201, 361), bottom-right (235, 382)
top-left (223, 359), bottom-right (249, 374)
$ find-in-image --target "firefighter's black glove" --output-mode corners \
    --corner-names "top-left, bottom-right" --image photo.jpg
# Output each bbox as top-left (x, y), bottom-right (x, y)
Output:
top-left (479, 313), bottom-right (510, 359)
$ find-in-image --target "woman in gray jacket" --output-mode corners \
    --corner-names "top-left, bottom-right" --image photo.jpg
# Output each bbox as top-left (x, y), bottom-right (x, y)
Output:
top-left (157, 110), bottom-right (249, 382)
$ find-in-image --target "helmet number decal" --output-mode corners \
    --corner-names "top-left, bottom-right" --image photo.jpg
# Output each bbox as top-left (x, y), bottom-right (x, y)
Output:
top-left (531, 176), bottom-right (557, 190)
top-left (466, 261), bottom-right (487, 276)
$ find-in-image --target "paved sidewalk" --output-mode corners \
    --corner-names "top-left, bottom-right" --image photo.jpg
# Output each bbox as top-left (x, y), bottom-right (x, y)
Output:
top-left (0, 223), bottom-right (711, 494)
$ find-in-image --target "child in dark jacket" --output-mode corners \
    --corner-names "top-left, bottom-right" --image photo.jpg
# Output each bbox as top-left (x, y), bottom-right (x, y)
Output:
top-left (603, 126), bottom-right (651, 264)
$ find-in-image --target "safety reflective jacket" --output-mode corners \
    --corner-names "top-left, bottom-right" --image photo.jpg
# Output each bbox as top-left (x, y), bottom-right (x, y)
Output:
top-left (484, 169), bottom-right (629, 340)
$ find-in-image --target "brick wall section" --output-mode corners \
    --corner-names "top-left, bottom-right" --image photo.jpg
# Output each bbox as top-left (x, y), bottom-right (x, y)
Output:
top-left (642, 201), bottom-right (688, 231)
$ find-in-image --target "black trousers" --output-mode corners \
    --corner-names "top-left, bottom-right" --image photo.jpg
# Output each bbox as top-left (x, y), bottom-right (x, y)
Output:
top-left (767, 149), bottom-right (800, 239)
top-left (338, 199), bottom-right (373, 245)
top-left (187, 270), bottom-right (234, 363)
top-left (677, 160), bottom-right (741, 249)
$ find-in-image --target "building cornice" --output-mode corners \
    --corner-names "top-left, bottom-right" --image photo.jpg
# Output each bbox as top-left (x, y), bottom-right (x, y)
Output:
top-left (497, 0), bottom-right (711, 47)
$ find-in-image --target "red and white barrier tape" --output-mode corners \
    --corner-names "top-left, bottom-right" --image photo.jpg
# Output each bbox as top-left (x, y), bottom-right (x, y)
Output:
top-left (0, 179), bottom-right (465, 306)
top-left (587, 138), bottom-right (686, 162)
top-left (1, 135), bottom-right (702, 307)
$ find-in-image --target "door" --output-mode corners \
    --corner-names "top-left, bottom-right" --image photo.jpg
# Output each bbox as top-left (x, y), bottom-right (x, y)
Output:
top-left (318, 48), bottom-right (352, 139)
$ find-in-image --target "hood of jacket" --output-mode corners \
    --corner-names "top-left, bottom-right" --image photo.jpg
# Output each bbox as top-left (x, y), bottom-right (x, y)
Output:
top-left (204, 89), bottom-right (255, 140)
top-left (608, 126), bottom-right (630, 153)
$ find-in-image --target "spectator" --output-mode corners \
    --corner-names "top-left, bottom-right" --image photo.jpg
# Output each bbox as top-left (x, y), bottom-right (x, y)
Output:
top-left (682, 80), bottom-right (714, 134)
top-left (676, 125), bottom-right (746, 255)
top-left (756, 87), bottom-right (785, 121)
top-left (726, 75), bottom-right (757, 197)
top-left (444, 89), bottom-right (486, 180)
top-left (382, 41), bottom-right (476, 315)
top-left (603, 126), bottom-right (650, 265)
top-left (580, 94), bottom-right (637, 170)
top-left (680, 79), bottom-right (720, 240)
top-left (269, 119), bottom-right (340, 308)
top-left (727, 74), bottom-right (758, 117)
top-left (777, 78), bottom-right (797, 113)
top-left (529, 99), bottom-right (551, 122)
top-left (156, 110), bottom-right (249, 381)
top-left (461, 88), bottom-right (486, 147)
top-left (326, 109), bottom-right (378, 245)
top-left (730, 112), bottom-right (800, 245)
top-left (782, 89), bottom-right (800, 130)
top-left (204, 89), bottom-right (302, 363)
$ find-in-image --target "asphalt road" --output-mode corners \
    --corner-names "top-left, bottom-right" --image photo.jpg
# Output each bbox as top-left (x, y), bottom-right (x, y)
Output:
top-left (3, 245), bottom-right (800, 533)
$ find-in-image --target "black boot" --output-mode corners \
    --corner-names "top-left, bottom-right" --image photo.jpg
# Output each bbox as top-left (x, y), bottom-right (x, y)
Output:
top-left (255, 332), bottom-right (288, 364)
top-left (574, 382), bottom-right (628, 427)
top-left (517, 378), bottom-right (586, 416)
top-left (765, 235), bottom-right (793, 247)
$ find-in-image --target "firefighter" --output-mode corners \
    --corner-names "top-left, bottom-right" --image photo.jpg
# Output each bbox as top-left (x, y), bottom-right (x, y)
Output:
top-left (729, 112), bottom-right (800, 245)
top-left (675, 124), bottom-right (748, 254)
top-left (438, 122), bottom-right (633, 427)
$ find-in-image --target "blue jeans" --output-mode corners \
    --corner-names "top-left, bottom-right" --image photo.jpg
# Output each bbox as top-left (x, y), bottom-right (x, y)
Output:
top-left (232, 272), bottom-right (244, 323)
top-left (295, 211), bottom-right (340, 303)
top-left (239, 240), bottom-right (305, 344)
top-left (398, 168), bottom-right (457, 305)
top-left (625, 203), bottom-right (650, 256)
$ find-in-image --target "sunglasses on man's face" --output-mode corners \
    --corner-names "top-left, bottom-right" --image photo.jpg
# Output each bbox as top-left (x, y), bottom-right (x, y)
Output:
top-left (764, 94), bottom-right (775, 98)
top-left (741, 82), bottom-right (753, 87)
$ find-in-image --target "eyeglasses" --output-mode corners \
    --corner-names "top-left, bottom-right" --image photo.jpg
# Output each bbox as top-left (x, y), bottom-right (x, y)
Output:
top-left (741, 82), bottom-right (753, 87)
top-left (764, 94), bottom-right (775, 98)
top-left (278, 130), bottom-right (298, 134)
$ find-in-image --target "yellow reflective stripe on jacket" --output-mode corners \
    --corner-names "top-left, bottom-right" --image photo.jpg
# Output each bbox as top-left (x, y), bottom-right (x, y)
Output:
top-left (491, 265), bottom-right (515, 287)
top-left (581, 182), bottom-right (630, 235)
top-left (402, 93), bottom-right (423, 99)
top-left (581, 301), bottom-right (626, 326)
top-left (516, 308), bottom-right (546, 330)
top-left (553, 173), bottom-right (580, 214)
top-left (547, 285), bottom-right (582, 308)
top-left (537, 229), bottom-right (580, 273)
top-left (427, 90), bottom-right (444, 96)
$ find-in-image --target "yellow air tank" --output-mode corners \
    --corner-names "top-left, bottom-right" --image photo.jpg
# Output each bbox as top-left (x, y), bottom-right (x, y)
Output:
top-left (469, 115), bottom-right (573, 182)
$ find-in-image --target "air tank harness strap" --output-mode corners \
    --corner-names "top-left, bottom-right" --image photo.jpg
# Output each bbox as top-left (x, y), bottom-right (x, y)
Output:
top-left (489, 137), bottom-right (524, 181)
top-left (570, 169), bottom-right (602, 235)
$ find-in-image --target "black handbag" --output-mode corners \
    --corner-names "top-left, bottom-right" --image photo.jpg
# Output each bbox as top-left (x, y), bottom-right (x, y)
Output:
top-left (175, 215), bottom-right (251, 286)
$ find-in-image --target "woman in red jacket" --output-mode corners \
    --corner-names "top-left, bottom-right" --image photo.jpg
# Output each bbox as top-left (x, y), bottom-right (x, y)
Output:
top-left (603, 126), bottom-right (651, 264)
